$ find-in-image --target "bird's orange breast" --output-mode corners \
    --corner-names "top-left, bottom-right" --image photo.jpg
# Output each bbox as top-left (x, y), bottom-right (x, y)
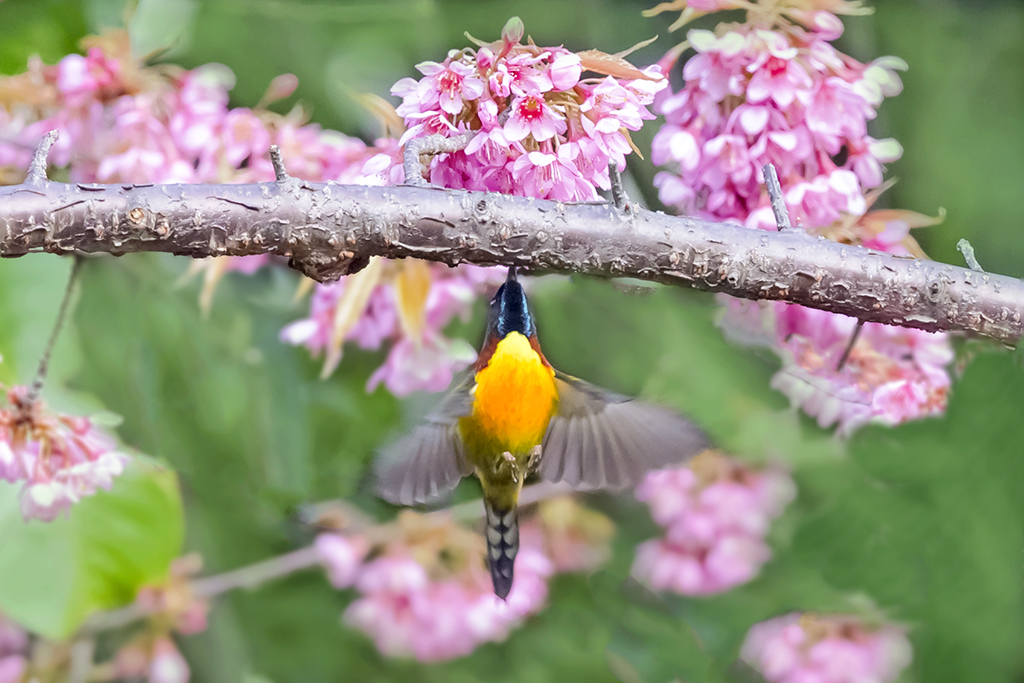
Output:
top-left (463, 331), bottom-right (558, 456)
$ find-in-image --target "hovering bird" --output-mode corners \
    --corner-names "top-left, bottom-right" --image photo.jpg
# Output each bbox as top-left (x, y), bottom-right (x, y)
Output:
top-left (375, 266), bottom-right (708, 598)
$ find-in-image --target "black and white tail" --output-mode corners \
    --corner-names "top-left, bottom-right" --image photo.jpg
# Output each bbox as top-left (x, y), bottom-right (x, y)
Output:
top-left (484, 502), bottom-right (519, 599)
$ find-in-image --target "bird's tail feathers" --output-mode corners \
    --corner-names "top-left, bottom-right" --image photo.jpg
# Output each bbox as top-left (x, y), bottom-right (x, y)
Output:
top-left (484, 501), bottom-right (519, 600)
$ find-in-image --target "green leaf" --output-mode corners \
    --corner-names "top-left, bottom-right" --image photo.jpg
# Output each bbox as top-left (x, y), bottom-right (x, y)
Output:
top-left (0, 461), bottom-right (184, 639)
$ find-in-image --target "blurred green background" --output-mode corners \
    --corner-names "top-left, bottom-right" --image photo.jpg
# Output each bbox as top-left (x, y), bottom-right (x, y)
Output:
top-left (0, 0), bottom-right (1023, 681)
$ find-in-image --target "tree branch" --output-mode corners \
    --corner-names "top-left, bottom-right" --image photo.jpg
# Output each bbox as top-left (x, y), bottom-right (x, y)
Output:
top-left (0, 175), bottom-right (1021, 343)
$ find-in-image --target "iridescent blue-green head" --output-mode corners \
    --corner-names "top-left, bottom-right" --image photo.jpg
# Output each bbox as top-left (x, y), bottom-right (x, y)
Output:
top-left (486, 266), bottom-right (533, 340)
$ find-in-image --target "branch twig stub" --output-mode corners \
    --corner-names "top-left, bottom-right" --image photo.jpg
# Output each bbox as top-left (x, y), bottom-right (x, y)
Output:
top-left (762, 163), bottom-right (792, 231)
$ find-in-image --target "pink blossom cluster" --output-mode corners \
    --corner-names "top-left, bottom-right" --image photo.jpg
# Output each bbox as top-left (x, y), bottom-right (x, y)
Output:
top-left (741, 613), bottom-right (912, 683)
top-left (652, 3), bottom-right (903, 224)
top-left (651, 0), bottom-right (953, 433)
top-left (315, 527), bottom-right (552, 661)
top-left (0, 613), bottom-right (27, 683)
top-left (725, 300), bottom-right (953, 435)
top-left (281, 261), bottom-right (505, 395)
top-left (345, 548), bottom-right (553, 661)
top-left (632, 455), bottom-right (795, 595)
top-left (315, 497), bottom-right (612, 662)
top-left (312, 16), bottom-right (669, 394)
top-left (0, 32), bottom-right (396, 187)
top-left (392, 16), bottom-right (667, 199)
top-left (0, 385), bottom-right (130, 522)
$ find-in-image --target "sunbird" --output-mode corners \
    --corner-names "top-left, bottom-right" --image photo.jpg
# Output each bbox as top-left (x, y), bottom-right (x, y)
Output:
top-left (375, 267), bottom-right (708, 598)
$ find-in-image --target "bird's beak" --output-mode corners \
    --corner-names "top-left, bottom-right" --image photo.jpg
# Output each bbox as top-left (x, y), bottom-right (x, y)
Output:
top-left (497, 265), bottom-right (532, 337)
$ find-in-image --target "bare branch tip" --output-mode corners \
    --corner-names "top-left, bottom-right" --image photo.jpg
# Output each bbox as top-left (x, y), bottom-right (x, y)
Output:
top-left (401, 139), bottom-right (428, 187)
top-left (269, 144), bottom-right (289, 181)
top-left (402, 133), bottom-right (475, 187)
top-left (956, 238), bottom-right (985, 272)
top-left (27, 255), bottom-right (84, 405)
top-left (27, 130), bottom-right (59, 183)
top-left (835, 319), bottom-right (866, 372)
top-left (608, 164), bottom-right (629, 210)
top-left (762, 163), bottom-right (792, 231)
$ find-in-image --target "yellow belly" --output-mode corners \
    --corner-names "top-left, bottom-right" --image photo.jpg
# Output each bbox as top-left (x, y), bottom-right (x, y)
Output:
top-left (460, 332), bottom-right (558, 459)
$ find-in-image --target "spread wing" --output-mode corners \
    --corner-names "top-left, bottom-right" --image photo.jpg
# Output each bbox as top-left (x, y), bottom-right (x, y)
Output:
top-left (538, 372), bottom-right (709, 492)
top-left (374, 376), bottom-right (475, 506)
